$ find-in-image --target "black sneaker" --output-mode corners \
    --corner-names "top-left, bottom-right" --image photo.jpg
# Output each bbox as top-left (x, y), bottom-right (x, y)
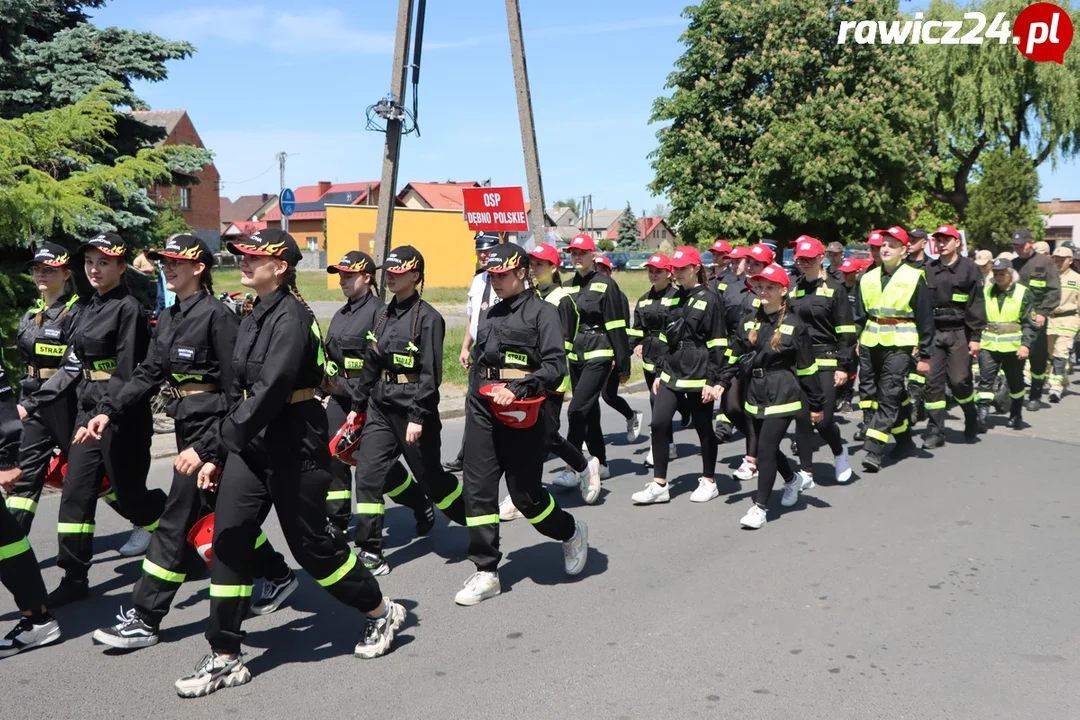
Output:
top-left (250, 570), bottom-right (298, 616)
top-left (1007, 414), bottom-right (1024, 430)
top-left (92, 607), bottom-right (159, 650)
top-left (46, 576), bottom-right (89, 607)
top-left (359, 550), bottom-right (390, 576)
top-left (921, 433), bottom-right (945, 450)
top-left (415, 501), bottom-right (435, 537)
top-left (442, 458), bottom-right (463, 473)
top-left (175, 652), bottom-right (251, 698)
top-left (354, 598), bottom-right (406, 659)
top-left (0, 615), bottom-right (61, 658)
top-left (861, 453), bottom-right (882, 473)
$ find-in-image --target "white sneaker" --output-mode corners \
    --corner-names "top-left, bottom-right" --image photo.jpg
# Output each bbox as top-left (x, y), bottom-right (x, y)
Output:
top-left (798, 469), bottom-right (815, 492)
top-left (740, 504), bottom-right (767, 529)
top-left (734, 457), bottom-right (757, 481)
top-left (0, 616), bottom-right (61, 658)
top-left (645, 448), bottom-right (654, 467)
top-left (175, 652), bottom-right (251, 698)
top-left (454, 571), bottom-right (501, 606)
top-left (579, 458), bottom-right (601, 505)
top-left (631, 481), bottom-right (670, 505)
top-left (689, 478), bottom-right (719, 503)
top-left (780, 476), bottom-right (801, 508)
top-left (626, 411), bottom-right (643, 442)
top-left (834, 448), bottom-right (853, 484)
top-left (498, 495), bottom-right (524, 522)
top-left (119, 526), bottom-right (152, 557)
top-left (562, 521), bottom-right (589, 576)
top-left (598, 463), bottom-right (611, 480)
top-left (354, 599), bottom-right (406, 659)
top-left (550, 466), bottom-right (580, 489)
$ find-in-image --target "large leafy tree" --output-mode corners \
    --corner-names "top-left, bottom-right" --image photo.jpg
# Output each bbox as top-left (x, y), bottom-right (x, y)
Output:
top-left (965, 146), bottom-right (1042, 250)
top-left (650, 0), bottom-right (931, 246)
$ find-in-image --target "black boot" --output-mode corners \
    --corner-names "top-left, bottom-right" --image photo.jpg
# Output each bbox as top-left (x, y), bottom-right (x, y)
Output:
top-left (921, 430), bottom-right (945, 450)
top-left (46, 575), bottom-right (90, 607)
top-left (1007, 398), bottom-right (1024, 429)
top-left (976, 403), bottom-right (990, 433)
top-left (890, 432), bottom-right (917, 459)
top-left (961, 404), bottom-right (979, 443)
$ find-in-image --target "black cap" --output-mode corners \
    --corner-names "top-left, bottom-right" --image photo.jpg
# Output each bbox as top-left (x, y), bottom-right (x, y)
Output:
top-left (475, 232), bottom-right (500, 251)
top-left (27, 242), bottom-right (71, 269)
top-left (991, 257), bottom-right (1012, 272)
top-left (484, 243), bottom-right (528, 274)
top-left (909, 229), bottom-right (929, 241)
top-left (1011, 229), bottom-right (1033, 243)
top-left (382, 245), bottom-right (424, 275)
top-left (226, 228), bottom-right (303, 266)
top-left (147, 234), bottom-right (213, 267)
top-left (327, 250), bottom-right (375, 274)
top-left (77, 232), bottom-right (127, 259)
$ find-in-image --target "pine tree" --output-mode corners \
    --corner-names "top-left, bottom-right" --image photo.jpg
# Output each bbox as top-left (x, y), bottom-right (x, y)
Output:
top-left (965, 147), bottom-right (1042, 250)
top-left (615, 204), bottom-right (641, 250)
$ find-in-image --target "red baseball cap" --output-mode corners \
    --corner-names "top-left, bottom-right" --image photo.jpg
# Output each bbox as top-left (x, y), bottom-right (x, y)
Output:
top-left (793, 236), bottom-right (825, 259)
top-left (933, 224), bottom-right (960, 240)
top-left (883, 226), bottom-right (909, 245)
top-left (594, 254), bottom-right (612, 270)
top-left (840, 258), bottom-right (860, 273)
top-left (669, 246), bottom-right (702, 268)
top-left (727, 246), bottom-right (751, 260)
top-left (867, 230), bottom-right (884, 247)
top-left (709, 239), bottom-right (732, 256)
top-left (748, 244), bottom-right (775, 264)
top-left (749, 263), bottom-right (791, 289)
top-left (569, 234), bottom-right (596, 251)
top-left (528, 243), bottom-right (560, 265)
top-left (645, 253), bottom-right (671, 271)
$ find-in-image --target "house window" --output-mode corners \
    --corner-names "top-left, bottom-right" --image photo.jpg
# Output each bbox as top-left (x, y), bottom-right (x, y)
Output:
top-left (660, 229), bottom-right (667, 239)
top-left (307, 237), bottom-right (319, 251)
top-left (179, 187), bottom-right (192, 210)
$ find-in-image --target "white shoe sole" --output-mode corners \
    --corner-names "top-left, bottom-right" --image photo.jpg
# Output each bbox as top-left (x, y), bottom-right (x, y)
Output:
top-left (454, 586), bottom-right (502, 607)
top-left (176, 666), bottom-right (252, 698)
top-left (250, 576), bottom-right (299, 616)
top-left (581, 470), bottom-right (602, 505)
top-left (92, 629), bottom-right (158, 650)
top-left (836, 467), bottom-right (853, 483)
top-left (0, 623), bottom-right (62, 657)
top-left (740, 517), bottom-right (766, 529)
top-left (631, 491), bottom-right (670, 505)
top-left (354, 602), bottom-right (407, 659)
top-left (564, 522), bottom-right (589, 576)
top-left (689, 489), bottom-right (719, 503)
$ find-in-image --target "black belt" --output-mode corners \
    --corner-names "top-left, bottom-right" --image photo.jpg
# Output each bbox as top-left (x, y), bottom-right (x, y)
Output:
top-left (750, 366), bottom-right (790, 379)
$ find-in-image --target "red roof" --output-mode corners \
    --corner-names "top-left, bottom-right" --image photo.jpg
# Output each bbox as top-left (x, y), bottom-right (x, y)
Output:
top-left (397, 181), bottom-right (481, 210)
top-left (606, 216), bottom-right (666, 241)
top-left (263, 181), bottom-right (380, 222)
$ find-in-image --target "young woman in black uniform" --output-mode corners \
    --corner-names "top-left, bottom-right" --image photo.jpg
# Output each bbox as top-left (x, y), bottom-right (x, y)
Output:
top-left (176, 230), bottom-right (405, 699)
top-left (323, 251), bottom-right (432, 539)
top-left (627, 253), bottom-right (679, 468)
top-left (789, 237), bottom-right (856, 484)
top-left (456, 243), bottom-right (588, 606)
top-left (594, 255), bottom-right (643, 442)
top-left (630, 247), bottom-right (728, 505)
top-left (81, 234), bottom-right (296, 651)
top-left (347, 246), bottom-right (467, 576)
top-left (727, 264), bottom-right (825, 530)
top-left (33, 233), bottom-right (167, 607)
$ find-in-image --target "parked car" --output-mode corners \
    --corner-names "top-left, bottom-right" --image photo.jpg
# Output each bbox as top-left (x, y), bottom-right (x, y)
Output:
top-left (781, 248), bottom-right (795, 270)
top-left (604, 252), bottom-right (629, 271)
top-left (626, 251), bottom-right (653, 271)
top-left (560, 254), bottom-right (575, 272)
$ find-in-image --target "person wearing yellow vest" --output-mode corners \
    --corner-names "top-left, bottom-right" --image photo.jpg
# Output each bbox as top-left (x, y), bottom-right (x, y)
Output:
top-left (1047, 245), bottom-right (1080, 402)
top-left (977, 258), bottom-right (1038, 430)
top-left (852, 226), bottom-right (935, 473)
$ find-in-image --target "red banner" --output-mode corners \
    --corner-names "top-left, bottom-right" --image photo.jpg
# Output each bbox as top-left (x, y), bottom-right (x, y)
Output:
top-left (461, 187), bottom-right (529, 232)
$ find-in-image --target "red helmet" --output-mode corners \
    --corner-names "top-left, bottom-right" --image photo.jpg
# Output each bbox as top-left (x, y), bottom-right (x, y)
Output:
top-left (330, 414), bottom-right (366, 465)
top-left (44, 453), bottom-right (111, 497)
top-left (186, 513), bottom-right (215, 568)
top-left (480, 384), bottom-right (544, 429)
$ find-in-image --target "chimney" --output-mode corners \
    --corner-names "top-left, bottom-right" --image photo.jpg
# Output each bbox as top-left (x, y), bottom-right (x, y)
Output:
top-left (318, 181), bottom-right (332, 196)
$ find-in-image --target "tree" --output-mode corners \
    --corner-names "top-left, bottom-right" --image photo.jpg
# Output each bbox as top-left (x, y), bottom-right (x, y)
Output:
top-left (916, 0), bottom-right (1080, 221)
top-left (615, 204), bottom-right (641, 249)
top-left (597, 238), bottom-right (615, 252)
top-left (965, 146), bottom-right (1042, 250)
top-left (553, 197), bottom-right (580, 216)
top-left (651, 203), bottom-right (670, 219)
top-left (148, 198), bottom-right (192, 240)
top-left (650, 0), bottom-right (932, 246)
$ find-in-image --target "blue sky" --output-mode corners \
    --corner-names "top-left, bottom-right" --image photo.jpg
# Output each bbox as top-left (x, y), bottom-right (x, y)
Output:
top-left (90, 0), bottom-right (1079, 212)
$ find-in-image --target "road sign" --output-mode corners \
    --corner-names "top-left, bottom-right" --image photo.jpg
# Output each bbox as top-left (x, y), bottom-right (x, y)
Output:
top-left (461, 187), bottom-right (529, 232)
top-left (280, 188), bottom-right (296, 217)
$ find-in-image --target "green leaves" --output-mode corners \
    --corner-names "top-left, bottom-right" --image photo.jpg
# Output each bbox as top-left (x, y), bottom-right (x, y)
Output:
top-left (966, 146), bottom-right (1042, 249)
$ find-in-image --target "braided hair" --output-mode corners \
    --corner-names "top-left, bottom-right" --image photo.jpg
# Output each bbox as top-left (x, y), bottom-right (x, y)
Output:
top-left (283, 266), bottom-right (325, 376)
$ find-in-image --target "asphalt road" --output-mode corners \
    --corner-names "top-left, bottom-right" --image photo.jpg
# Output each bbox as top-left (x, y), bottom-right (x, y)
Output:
top-left (3, 389), bottom-right (1080, 719)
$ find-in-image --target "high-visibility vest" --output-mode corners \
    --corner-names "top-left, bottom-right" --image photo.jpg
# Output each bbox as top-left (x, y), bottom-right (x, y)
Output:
top-left (544, 285), bottom-right (578, 393)
top-left (982, 283), bottom-right (1026, 352)
top-left (858, 263), bottom-right (922, 348)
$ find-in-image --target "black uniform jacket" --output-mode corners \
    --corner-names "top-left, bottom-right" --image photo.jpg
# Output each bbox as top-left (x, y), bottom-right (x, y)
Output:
top-left (567, 269), bottom-right (630, 375)
top-left (790, 275), bottom-right (856, 368)
top-left (657, 283), bottom-right (728, 389)
top-left (16, 293), bottom-right (82, 402)
top-left (628, 284), bottom-right (679, 373)
top-left (324, 292), bottom-right (384, 406)
top-left (925, 256), bottom-right (987, 343)
top-left (535, 282), bottom-right (578, 353)
top-left (1013, 253), bottom-right (1061, 316)
top-left (471, 289), bottom-right (566, 400)
top-left (709, 268), bottom-right (738, 294)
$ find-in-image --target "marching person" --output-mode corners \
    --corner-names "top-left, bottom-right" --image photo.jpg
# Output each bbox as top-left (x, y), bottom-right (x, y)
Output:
top-left (323, 251), bottom-right (433, 538)
top-left (175, 229), bottom-right (406, 698)
top-left (348, 246), bottom-right (467, 576)
top-left (904, 229), bottom-right (931, 424)
top-left (836, 256), bottom-right (863, 412)
top-left (594, 254), bottom-right (643, 442)
top-left (83, 234), bottom-right (297, 650)
top-left (921, 225), bottom-right (985, 448)
top-left (564, 234), bottom-right (630, 480)
top-left (728, 264), bottom-right (824, 530)
top-left (976, 258), bottom-right (1038, 430)
top-left (1010, 229), bottom-right (1060, 411)
top-left (853, 226), bottom-right (934, 473)
top-left (1047, 245), bottom-right (1080, 403)
top-left (788, 237), bottom-right (856, 484)
top-left (854, 230), bottom-right (885, 441)
top-left (30, 233), bottom-right (168, 607)
top-left (826, 242), bottom-right (846, 284)
top-left (456, 243), bottom-right (588, 606)
top-left (630, 246), bottom-right (727, 505)
top-left (708, 239), bottom-right (736, 292)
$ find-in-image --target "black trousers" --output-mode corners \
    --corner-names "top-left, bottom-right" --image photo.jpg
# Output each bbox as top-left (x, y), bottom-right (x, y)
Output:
top-left (601, 369), bottom-right (634, 420)
top-left (925, 327), bottom-right (976, 434)
top-left (325, 398), bottom-right (424, 533)
top-left (543, 393), bottom-right (587, 473)
top-left (567, 361), bottom-right (611, 464)
top-left (352, 401), bottom-right (465, 554)
top-left (977, 349), bottom-right (1026, 406)
top-left (462, 392), bottom-right (575, 573)
top-left (858, 344), bottom-right (878, 413)
top-left (794, 368), bottom-right (844, 467)
top-left (861, 346), bottom-right (913, 455)
top-left (0, 501), bottom-right (47, 612)
top-left (8, 395), bottom-right (79, 534)
top-left (643, 369), bottom-right (675, 442)
top-left (649, 384), bottom-right (717, 479)
top-left (57, 403), bottom-right (166, 581)
top-left (721, 375), bottom-right (758, 457)
top-left (753, 417), bottom-right (796, 507)
top-left (1028, 325), bottom-right (1049, 400)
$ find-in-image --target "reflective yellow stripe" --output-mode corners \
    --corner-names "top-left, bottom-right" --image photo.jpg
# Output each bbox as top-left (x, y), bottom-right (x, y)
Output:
top-left (326, 490), bottom-right (352, 501)
top-left (143, 519), bottom-right (160, 532)
top-left (796, 363), bottom-right (818, 376)
top-left (816, 358), bottom-right (838, 368)
top-left (142, 558), bottom-right (186, 583)
top-left (642, 361), bottom-right (655, 372)
top-left (660, 297), bottom-right (680, 307)
top-left (605, 319), bottom-right (626, 330)
top-left (924, 400), bottom-right (947, 410)
top-left (779, 324), bottom-right (794, 335)
top-left (858, 399), bottom-right (879, 410)
top-left (57, 522), bottom-right (94, 534)
top-left (835, 325), bottom-right (856, 334)
top-left (674, 378), bottom-right (707, 389)
top-left (705, 338), bottom-right (728, 348)
top-left (101, 492), bottom-right (117, 503)
top-left (435, 481), bottom-right (463, 510)
top-left (865, 428), bottom-right (890, 443)
top-left (344, 357), bottom-right (364, 370)
top-left (907, 374), bottom-right (926, 384)
top-left (951, 293), bottom-right (969, 303)
top-left (356, 503), bottom-right (385, 515)
top-left (581, 349), bottom-right (615, 360)
top-left (311, 320), bottom-right (325, 370)
top-left (385, 473), bottom-right (413, 498)
top-left (1030, 372), bottom-right (1046, 380)
top-left (466, 514), bottom-right (500, 527)
top-left (0, 537), bottom-right (31, 561)
top-left (34, 343), bottom-right (67, 357)
top-left (505, 351), bottom-right (529, 366)
top-left (1009, 388), bottom-right (1027, 398)
top-left (744, 402), bottom-right (759, 415)
top-left (954, 393), bottom-right (974, 404)
top-left (626, 328), bottom-right (644, 338)
top-left (589, 282), bottom-right (608, 293)
top-left (527, 494), bottom-right (557, 525)
top-left (317, 551), bottom-right (358, 587)
top-left (557, 374), bottom-right (571, 393)
top-left (763, 401), bottom-right (802, 416)
top-left (209, 584), bottom-right (253, 598)
top-left (564, 341), bottom-right (575, 351)
top-left (891, 419), bottom-right (909, 434)
top-left (1028, 278), bottom-right (1047, 288)
top-left (976, 392), bottom-right (996, 401)
top-left (6, 497), bottom-right (37, 514)
top-left (255, 531), bottom-right (268, 549)
top-left (658, 333), bottom-right (668, 344)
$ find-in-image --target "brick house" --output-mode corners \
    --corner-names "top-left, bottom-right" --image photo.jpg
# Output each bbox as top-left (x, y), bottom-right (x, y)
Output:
top-left (220, 193), bottom-right (277, 231)
top-left (130, 110), bottom-right (221, 248)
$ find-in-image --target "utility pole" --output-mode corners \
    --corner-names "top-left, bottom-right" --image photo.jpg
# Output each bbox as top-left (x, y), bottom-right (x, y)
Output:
top-left (277, 151), bottom-right (288, 234)
top-left (372, 0), bottom-right (415, 297)
top-left (506, 0), bottom-right (547, 244)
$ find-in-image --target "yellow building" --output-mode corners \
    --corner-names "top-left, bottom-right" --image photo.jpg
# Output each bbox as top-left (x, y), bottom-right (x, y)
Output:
top-left (325, 204), bottom-right (478, 289)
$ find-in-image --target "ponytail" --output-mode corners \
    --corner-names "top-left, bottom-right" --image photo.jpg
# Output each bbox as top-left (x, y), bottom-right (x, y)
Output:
top-left (696, 266), bottom-right (708, 286)
top-left (283, 266), bottom-right (325, 375)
